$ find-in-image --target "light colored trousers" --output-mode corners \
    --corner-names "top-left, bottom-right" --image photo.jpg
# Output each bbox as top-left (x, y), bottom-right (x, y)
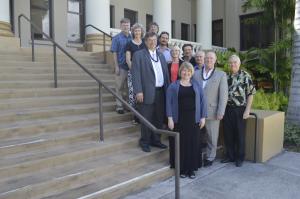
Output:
top-left (205, 119), bottom-right (220, 161)
top-left (115, 68), bottom-right (128, 109)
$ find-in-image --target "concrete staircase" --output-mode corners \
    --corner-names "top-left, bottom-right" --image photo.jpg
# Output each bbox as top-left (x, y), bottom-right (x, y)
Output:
top-left (0, 48), bottom-right (172, 199)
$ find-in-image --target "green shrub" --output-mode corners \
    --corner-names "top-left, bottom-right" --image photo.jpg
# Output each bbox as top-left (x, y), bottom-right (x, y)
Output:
top-left (252, 89), bottom-right (288, 111)
top-left (284, 122), bottom-right (300, 150)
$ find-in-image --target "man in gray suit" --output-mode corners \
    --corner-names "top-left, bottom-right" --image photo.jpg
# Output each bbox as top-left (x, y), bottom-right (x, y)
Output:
top-left (194, 51), bottom-right (228, 166)
top-left (131, 32), bottom-right (170, 152)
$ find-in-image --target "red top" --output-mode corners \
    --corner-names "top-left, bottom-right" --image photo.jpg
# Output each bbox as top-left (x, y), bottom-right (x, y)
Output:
top-left (170, 62), bottom-right (179, 82)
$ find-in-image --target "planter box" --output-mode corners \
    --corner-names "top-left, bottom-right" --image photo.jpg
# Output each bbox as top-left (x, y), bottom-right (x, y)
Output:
top-left (218, 109), bottom-right (285, 163)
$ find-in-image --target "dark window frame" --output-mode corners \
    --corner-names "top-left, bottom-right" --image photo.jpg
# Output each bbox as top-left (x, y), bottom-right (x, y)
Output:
top-left (124, 8), bottom-right (138, 26)
top-left (146, 14), bottom-right (153, 30)
top-left (30, 0), bottom-right (53, 39)
top-left (181, 23), bottom-right (190, 41)
top-left (10, 0), bottom-right (14, 33)
top-left (110, 5), bottom-right (115, 28)
top-left (212, 19), bottom-right (223, 46)
top-left (240, 12), bottom-right (274, 50)
top-left (67, 0), bottom-right (85, 43)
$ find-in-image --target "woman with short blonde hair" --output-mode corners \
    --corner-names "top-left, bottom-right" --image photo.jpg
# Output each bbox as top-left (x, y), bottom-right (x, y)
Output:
top-left (166, 61), bottom-right (207, 179)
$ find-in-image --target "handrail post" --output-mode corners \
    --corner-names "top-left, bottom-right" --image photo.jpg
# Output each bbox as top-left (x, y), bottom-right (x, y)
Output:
top-left (175, 133), bottom-right (180, 199)
top-left (53, 44), bottom-right (58, 88)
top-left (31, 25), bottom-right (35, 62)
top-left (18, 16), bottom-right (21, 47)
top-left (98, 83), bottom-right (104, 141)
top-left (103, 33), bottom-right (107, 63)
top-left (250, 112), bottom-right (258, 163)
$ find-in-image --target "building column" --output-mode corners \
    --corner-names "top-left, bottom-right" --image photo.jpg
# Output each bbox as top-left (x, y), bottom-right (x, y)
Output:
top-left (85, 0), bottom-right (110, 52)
top-left (0, 0), bottom-right (13, 37)
top-left (196, 0), bottom-right (212, 49)
top-left (153, 0), bottom-right (172, 37)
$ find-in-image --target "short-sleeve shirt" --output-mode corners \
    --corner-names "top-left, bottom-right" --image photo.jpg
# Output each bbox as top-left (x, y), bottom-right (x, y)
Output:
top-left (111, 32), bottom-right (132, 70)
top-left (227, 70), bottom-right (256, 107)
top-left (125, 40), bottom-right (146, 59)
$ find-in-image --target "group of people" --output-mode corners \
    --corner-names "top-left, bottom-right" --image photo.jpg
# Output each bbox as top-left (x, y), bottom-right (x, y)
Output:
top-left (111, 18), bottom-right (256, 179)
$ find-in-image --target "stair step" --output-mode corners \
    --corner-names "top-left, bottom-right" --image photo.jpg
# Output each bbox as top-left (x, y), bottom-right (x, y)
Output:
top-left (0, 121), bottom-right (138, 156)
top-left (0, 55), bottom-right (102, 64)
top-left (0, 61), bottom-right (110, 69)
top-left (0, 111), bottom-right (131, 140)
top-left (0, 66), bottom-right (112, 74)
top-left (0, 73), bottom-right (114, 81)
top-left (0, 134), bottom-right (139, 180)
top-left (45, 165), bottom-right (171, 199)
top-left (0, 146), bottom-right (169, 199)
top-left (0, 95), bottom-right (116, 111)
top-left (0, 48), bottom-right (98, 57)
top-left (0, 102), bottom-right (115, 124)
top-left (0, 87), bottom-right (116, 99)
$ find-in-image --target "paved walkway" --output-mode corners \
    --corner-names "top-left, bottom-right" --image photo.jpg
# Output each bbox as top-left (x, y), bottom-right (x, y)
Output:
top-left (125, 151), bottom-right (300, 199)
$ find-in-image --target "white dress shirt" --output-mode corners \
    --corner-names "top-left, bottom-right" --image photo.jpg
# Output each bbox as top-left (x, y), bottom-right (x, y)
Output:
top-left (149, 50), bottom-right (164, 87)
top-left (202, 67), bottom-right (214, 88)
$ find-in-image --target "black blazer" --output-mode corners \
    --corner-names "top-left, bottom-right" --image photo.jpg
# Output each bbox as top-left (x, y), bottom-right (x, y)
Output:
top-left (131, 49), bottom-right (170, 104)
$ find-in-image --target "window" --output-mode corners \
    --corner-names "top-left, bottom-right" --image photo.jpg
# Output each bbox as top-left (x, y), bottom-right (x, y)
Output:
top-left (67, 0), bottom-right (84, 43)
top-left (212, 19), bottom-right (223, 46)
top-left (240, 13), bottom-right (274, 50)
top-left (110, 5), bottom-right (115, 28)
top-left (30, 0), bottom-right (53, 39)
top-left (124, 9), bottom-right (138, 26)
top-left (172, 20), bottom-right (175, 38)
top-left (146, 14), bottom-right (153, 30)
top-left (181, 23), bottom-right (190, 41)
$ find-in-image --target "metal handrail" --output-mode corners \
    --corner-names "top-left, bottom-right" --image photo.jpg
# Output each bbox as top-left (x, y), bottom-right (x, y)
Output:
top-left (250, 112), bottom-right (258, 163)
top-left (18, 14), bottom-right (180, 198)
top-left (84, 24), bottom-right (112, 63)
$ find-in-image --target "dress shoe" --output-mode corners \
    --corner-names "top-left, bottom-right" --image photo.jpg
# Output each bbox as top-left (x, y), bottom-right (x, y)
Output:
top-left (221, 158), bottom-right (234, 163)
top-left (188, 171), bottom-right (196, 179)
top-left (236, 160), bottom-right (243, 167)
top-left (151, 142), bottom-right (167, 149)
top-left (180, 174), bottom-right (187, 178)
top-left (116, 109), bottom-right (124, 114)
top-left (141, 145), bottom-right (151, 152)
top-left (203, 159), bottom-right (213, 167)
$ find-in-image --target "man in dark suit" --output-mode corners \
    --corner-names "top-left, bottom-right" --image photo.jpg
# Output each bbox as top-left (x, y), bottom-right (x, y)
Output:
top-left (131, 32), bottom-right (170, 152)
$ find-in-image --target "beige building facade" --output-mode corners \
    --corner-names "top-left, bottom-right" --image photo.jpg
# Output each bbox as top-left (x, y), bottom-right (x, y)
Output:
top-left (1, 0), bottom-right (264, 51)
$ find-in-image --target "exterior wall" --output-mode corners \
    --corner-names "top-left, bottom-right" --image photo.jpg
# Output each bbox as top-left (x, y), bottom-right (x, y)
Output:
top-left (13, 0), bottom-right (68, 47)
top-left (52, 0), bottom-right (68, 46)
top-left (14, 0), bottom-right (31, 47)
top-left (10, 0), bottom-right (263, 50)
top-left (110, 0), bottom-right (152, 30)
top-left (172, 0), bottom-right (192, 40)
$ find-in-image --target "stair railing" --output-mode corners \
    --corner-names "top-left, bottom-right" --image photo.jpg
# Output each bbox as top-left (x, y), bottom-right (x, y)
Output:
top-left (84, 24), bottom-right (112, 63)
top-left (17, 14), bottom-right (181, 199)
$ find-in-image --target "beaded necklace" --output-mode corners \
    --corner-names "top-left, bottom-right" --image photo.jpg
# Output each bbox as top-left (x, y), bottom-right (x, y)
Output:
top-left (202, 66), bottom-right (215, 81)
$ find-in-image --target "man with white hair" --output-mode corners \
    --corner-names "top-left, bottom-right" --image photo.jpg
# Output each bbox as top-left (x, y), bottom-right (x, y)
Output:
top-left (194, 51), bottom-right (205, 71)
top-left (221, 54), bottom-right (256, 167)
top-left (193, 51), bottom-right (228, 167)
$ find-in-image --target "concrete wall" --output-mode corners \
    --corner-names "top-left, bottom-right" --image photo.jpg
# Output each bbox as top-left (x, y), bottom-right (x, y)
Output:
top-left (110, 0), bottom-right (192, 40)
top-left (110, 0), bottom-right (152, 30)
top-left (14, 0), bottom-right (31, 47)
top-left (172, 0), bottom-right (192, 40)
top-left (52, 0), bottom-right (68, 46)
top-left (11, 0), bottom-right (263, 50)
top-left (13, 0), bottom-right (68, 47)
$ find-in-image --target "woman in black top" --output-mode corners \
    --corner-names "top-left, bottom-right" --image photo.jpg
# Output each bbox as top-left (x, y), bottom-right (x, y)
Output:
top-left (125, 23), bottom-right (146, 124)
